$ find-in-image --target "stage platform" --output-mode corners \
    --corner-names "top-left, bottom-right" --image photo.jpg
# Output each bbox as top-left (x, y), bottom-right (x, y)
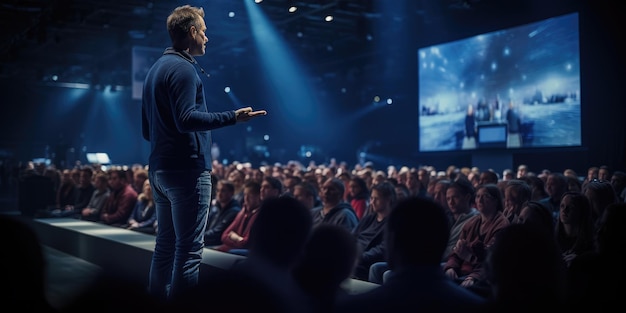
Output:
top-left (20, 217), bottom-right (378, 309)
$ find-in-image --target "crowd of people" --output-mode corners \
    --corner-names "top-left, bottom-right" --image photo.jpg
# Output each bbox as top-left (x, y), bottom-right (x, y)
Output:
top-left (6, 157), bottom-right (626, 311)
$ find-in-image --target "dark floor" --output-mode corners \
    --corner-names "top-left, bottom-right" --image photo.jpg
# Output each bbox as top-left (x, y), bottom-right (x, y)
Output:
top-left (1, 184), bottom-right (102, 311)
top-left (43, 246), bottom-right (103, 310)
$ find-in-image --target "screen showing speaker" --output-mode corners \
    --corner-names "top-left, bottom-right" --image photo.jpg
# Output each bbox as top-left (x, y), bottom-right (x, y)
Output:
top-left (418, 12), bottom-right (581, 152)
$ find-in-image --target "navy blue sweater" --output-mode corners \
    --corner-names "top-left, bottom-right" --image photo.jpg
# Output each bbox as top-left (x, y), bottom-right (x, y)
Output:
top-left (142, 48), bottom-right (236, 170)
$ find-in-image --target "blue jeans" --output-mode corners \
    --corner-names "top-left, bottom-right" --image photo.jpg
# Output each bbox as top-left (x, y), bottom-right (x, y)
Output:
top-left (148, 169), bottom-right (211, 301)
top-left (368, 261), bottom-right (391, 284)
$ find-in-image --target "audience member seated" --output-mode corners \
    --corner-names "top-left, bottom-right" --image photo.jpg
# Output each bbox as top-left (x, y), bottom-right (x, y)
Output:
top-left (477, 170), bottom-right (499, 186)
top-left (565, 174), bottom-right (582, 192)
top-left (98, 169), bottom-right (138, 226)
top-left (583, 179), bottom-right (618, 232)
top-left (502, 179), bottom-right (531, 224)
top-left (227, 168), bottom-right (246, 205)
top-left (598, 165), bottom-right (611, 182)
top-left (334, 196), bottom-right (486, 313)
top-left (484, 224), bottom-right (566, 313)
top-left (55, 169), bottom-right (77, 212)
top-left (539, 172), bottom-right (569, 224)
top-left (610, 170), bottom-right (626, 202)
top-left (311, 177), bottom-right (358, 232)
top-left (515, 200), bottom-right (554, 233)
top-left (213, 180), bottom-right (262, 255)
top-left (443, 178), bottom-right (481, 261)
top-left (369, 178), bottom-right (478, 284)
top-left (174, 196), bottom-right (314, 313)
top-left (50, 167), bottom-right (95, 218)
top-left (443, 183), bottom-right (509, 297)
top-left (294, 224), bottom-right (358, 313)
top-left (282, 174), bottom-right (302, 197)
top-left (131, 167), bottom-right (148, 194)
top-left (260, 176), bottom-right (283, 200)
top-left (430, 178), bottom-right (451, 214)
top-left (293, 181), bottom-right (321, 210)
top-left (80, 172), bottom-right (110, 222)
top-left (204, 179), bottom-right (241, 247)
top-left (351, 181), bottom-right (395, 281)
top-left (122, 179), bottom-right (156, 235)
top-left (566, 202), bottom-right (626, 311)
top-left (1, 215), bottom-right (58, 312)
top-left (347, 176), bottom-right (370, 219)
top-left (520, 175), bottom-right (548, 202)
top-left (581, 166), bottom-right (599, 191)
top-left (555, 191), bottom-right (595, 268)
top-left (393, 183), bottom-right (410, 202)
top-left (405, 170), bottom-right (424, 197)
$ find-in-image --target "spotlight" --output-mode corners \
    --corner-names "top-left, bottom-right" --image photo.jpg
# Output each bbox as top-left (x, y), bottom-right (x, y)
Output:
top-left (324, 15), bottom-right (333, 22)
top-left (288, 6), bottom-right (297, 13)
top-left (224, 86), bottom-right (231, 93)
top-left (228, 12), bottom-right (235, 17)
top-left (254, 0), bottom-right (263, 3)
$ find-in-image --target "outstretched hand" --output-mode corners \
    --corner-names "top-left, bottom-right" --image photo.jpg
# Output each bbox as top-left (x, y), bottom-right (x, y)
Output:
top-left (235, 107), bottom-right (267, 122)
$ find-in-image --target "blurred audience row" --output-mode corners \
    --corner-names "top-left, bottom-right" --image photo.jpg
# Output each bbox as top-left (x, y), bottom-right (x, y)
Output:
top-left (6, 158), bottom-right (626, 312)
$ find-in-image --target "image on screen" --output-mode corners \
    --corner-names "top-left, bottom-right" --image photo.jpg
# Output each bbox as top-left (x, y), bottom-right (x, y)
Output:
top-left (418, 12), bottom-right (581, 152)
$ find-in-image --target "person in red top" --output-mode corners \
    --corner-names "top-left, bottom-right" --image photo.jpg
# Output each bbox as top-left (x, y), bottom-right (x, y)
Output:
top-left (348, 176), bottom-right (369, 220)
top-left (99, 168), bottom-right (138, 226)
top-left (214, 180), bottom-right (262, 254)
top-left (444, 183), bottom-right (509, 297)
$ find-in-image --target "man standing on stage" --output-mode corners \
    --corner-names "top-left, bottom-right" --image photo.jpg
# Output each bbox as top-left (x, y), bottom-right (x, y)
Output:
top-left (142, 4), bottom-right (266, 301)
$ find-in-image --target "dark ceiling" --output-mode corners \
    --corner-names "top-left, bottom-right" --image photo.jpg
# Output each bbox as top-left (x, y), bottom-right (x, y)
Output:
top-left (0, 0), bottom-right (516, 88)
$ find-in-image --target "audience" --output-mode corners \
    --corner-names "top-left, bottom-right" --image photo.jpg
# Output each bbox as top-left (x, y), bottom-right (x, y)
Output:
top-left (539, 172), bottom-right (569, 223)
top-left (122, 179), bottom-right (156, 234)
top-left (554, 191), bottom-right (595, 268)
top-left (293, 181), bottom-right (320, 210)
top-left (443, 183), bottom-right (509, 297)
top-left (98, 169), bottom-right (138, 226)
top-left (294, 224), bottom-right (358, 313)
top-left (351, 181), bottom-right (395, 281)
top-left (566, 202), bottom-right (626, 310)
top-left (227, 168), bottom-right (246, 205)
top-left (610, 170), bottom-right (626, 202)
top-left (80, 172), bottom-right (110, 221)
top-left (583, 179), bottom-right (618, 232)
top-left (347, 176), bottom-right (370, 219)
top-left (515, 200), bottom-right (554, 233)
top-left (502, 179), bottom-right (531, 224)
top-left (55, 169), bottom-right (77, 211)
top-left (369, 177), bottom-right (477, 285)
top-left (10, 159), bottom-right (626, 312)
top-left (260, 176), bottom-right (283, 200)
top-left (174, 196), bottom-right (314, 313)
top-left (520, 175), bottom-right (548, 202)
top-left (213, 180), bottom-right (262, 254)
top-left (204, 179), bottom-right (241, 247)
top-left (50, 167), bottom-right (95, 218)
top-left (311, 177), bottom-right (358, 232)
top-left (334, 196), bottom-right (486, 313)
top-left (484, 223), bottom-right (566, 312)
